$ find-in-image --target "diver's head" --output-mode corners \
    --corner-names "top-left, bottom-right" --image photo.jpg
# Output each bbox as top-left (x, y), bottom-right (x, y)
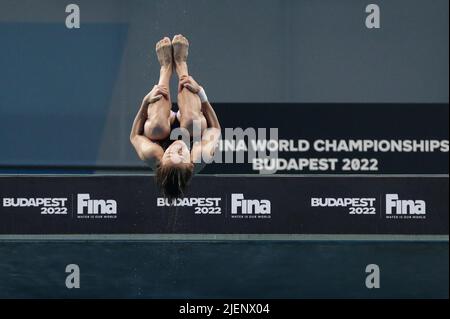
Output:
top-left (155, 140), bottom-right (194, 200)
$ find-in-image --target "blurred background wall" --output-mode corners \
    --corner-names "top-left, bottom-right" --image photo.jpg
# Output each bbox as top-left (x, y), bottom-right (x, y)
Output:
top-left (0, 0), bottom-right (448, 167)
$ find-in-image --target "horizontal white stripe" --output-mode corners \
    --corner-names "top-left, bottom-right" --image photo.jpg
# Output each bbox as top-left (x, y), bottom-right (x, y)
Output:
top-left (0, 234), bottom-right (447, 242)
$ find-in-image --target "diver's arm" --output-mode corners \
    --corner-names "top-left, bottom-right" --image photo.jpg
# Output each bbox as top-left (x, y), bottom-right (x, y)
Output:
top-left (180, 76), bottom-right (221, 165)
top-left (198, 100), bottom-right (221, 162)
top-left (191, 97), bottom-right (221, 165)
top-left (129, 99), bottom-right (148, 142)
top-left (130, 88), bottom-right (165, 167)
top-left (201, 100), bottom-right (221, 130)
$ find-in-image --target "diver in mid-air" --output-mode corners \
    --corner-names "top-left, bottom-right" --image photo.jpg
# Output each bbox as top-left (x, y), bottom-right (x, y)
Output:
top-left (130, 35), bottom-right (221, 199)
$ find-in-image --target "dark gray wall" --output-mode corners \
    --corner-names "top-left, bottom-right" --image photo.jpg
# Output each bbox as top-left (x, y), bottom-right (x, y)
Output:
top-left (0, 0), bottom-right (448, 167)
top-left (0, 241), bottom-right (447, 298)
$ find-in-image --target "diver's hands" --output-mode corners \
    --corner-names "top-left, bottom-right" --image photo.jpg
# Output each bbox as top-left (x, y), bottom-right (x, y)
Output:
top-left (179, 75), bottom-right (202, 93)
top-left (144, 85), bottom-right (169, 105)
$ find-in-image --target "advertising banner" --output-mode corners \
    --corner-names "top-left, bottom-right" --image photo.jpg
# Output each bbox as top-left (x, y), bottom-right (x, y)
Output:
top-left (1, 176), bottom-right (447, 235)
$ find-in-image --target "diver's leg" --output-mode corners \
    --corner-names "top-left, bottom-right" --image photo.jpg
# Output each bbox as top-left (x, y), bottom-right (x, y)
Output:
top-left (173, 34), bottom-right (206, 138)
top-left (144, 37), bottom-right (176, 141)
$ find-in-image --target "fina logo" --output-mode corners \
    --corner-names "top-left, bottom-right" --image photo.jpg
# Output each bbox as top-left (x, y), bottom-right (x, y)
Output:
top-left (385, 194), bottom-right (426, 218)
top-left (231, 193), bottom-right (271, 218)
top-left (77, 194), bottom-right (117, 216)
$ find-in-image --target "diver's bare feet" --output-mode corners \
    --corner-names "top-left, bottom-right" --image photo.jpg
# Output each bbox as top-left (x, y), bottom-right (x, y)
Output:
top-left (156, 37), bottom-right (173, 68)
top-left (156, 37), bottom-right (172, 86)
top-left (172, 34), bottom-right (189, 78)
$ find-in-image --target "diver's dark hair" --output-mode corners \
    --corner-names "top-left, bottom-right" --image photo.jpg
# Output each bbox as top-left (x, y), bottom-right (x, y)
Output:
top-left (155, 162), bottom-right (194, 200)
